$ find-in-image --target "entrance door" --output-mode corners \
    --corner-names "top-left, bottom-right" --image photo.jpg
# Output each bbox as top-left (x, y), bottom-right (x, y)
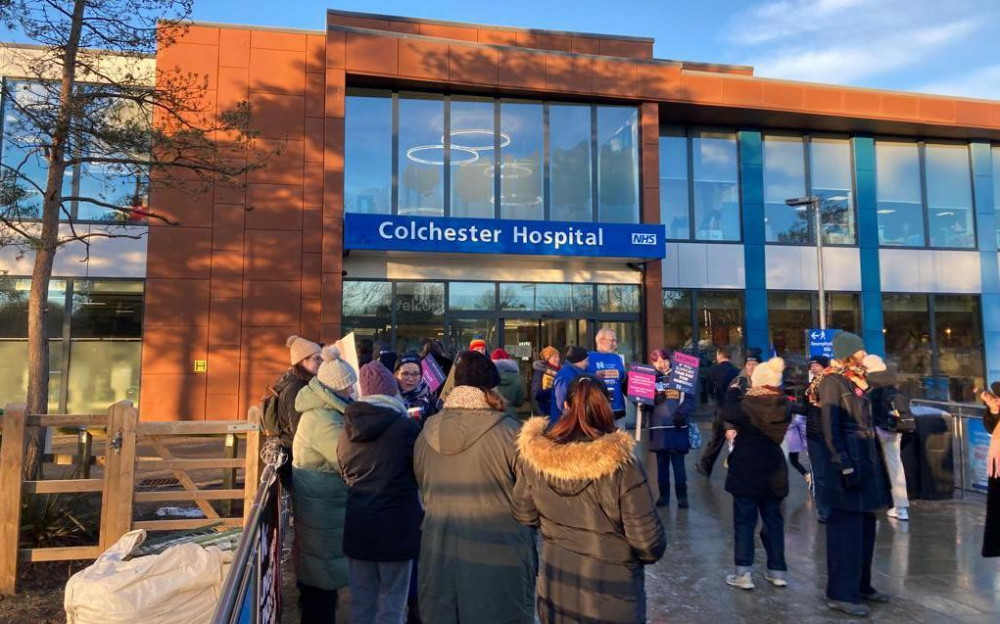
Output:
top-left (500, 318), bottom-right (590, 360)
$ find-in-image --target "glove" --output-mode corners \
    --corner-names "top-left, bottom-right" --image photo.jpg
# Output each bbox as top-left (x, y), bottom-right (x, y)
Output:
top-left (840, 467), bottom-right (861, 491)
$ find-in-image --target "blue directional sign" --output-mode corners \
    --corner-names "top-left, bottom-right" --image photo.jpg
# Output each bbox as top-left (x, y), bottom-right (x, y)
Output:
top-left (806, 328), bottom-right (842, 358)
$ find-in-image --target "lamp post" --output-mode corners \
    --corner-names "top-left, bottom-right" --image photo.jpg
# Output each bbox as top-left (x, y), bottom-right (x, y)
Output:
top-left (786, 196), bottom-right (826, 330)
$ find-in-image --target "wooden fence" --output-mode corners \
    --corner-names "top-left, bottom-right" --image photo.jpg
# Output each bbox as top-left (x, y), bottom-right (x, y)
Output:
top-left (0, 400), bottom-right (264, 595)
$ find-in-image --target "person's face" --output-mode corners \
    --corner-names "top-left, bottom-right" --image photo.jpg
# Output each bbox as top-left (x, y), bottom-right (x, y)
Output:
top-left (597, 331), bottom-right (618, 353)
top-left (473, 346), bottom-right (487, 355)
top-left (547, 353), bottom-right (561, 367)
top-left (809, 362), bottom-right (824, 377)
top-left (396, 363), bottom-right (421, 392)
top-left (653, 357), bottom-right (671, 374)
top-left (300, 353), bottom-right (323, 376)
top-left (745, 360), bottom-right (758, 376)
top-left (852, 350), bottom-right (869, 367)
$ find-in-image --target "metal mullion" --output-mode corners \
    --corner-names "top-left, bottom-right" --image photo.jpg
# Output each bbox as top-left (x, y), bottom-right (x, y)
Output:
top-left (543, 104), bottom-right (551, 221)
top-left (803, 135), bottom-right (816, 244)
top-left (686, 129), bottom-right (696, 240)
top-left (58, 279), bottom-right (74, 413)
top-left (591, 105), bottom-right (599, 222)
top-left (391, 93), bottom-right (399, 215)
top-left (390, 281), bottom-right (398, 349)
top-left (443, 96), bottom-right (451, 217)
top-left (918, 141), bottom-right (931, 247)
top-left (848, 137), bottom-right (859, 245)
top-left (927, 295), bottom-right (941, 393)
top-left (494, 100), bottom-right (501, 219)
top-left (690, 290), bottom-right (700, 355)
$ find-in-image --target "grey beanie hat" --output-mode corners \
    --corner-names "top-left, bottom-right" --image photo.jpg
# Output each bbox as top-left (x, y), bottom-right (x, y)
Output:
top-left (833, 332), bottom-right (866, 361)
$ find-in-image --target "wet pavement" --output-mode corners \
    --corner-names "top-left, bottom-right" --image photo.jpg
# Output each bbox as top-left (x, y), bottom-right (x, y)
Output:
top-left (282, 421), bottom-right (999, 623)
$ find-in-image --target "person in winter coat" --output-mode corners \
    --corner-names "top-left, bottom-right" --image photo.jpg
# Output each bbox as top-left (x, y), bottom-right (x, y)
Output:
top-left (864, 354), bottom-right (911, 522)
top-left (550, 346), bottom-right (589, 422)
top-left (267, 335), bottom-right (323, 490)
top-left (492, 348), bottom-right (526, 420)
top-left (802, 355), bottom-right (831, 522)
top-left (979, 384), bottom-right (1000, 557)
top-left (531, 346), bottom-right (561, 417)
top-left (722, 357), bottom-right (792, 590)
top-left (699, 348), bottom-right (760, 476)
top-left (514, 375), bottom-right (666, 624)
top-left (588, 327), bottom-right (627, 422)
top-left (292, 345), bottom-right (357, 624)
top-left (645, 349), bottom-right (695, 508)
top-left (808, 332), bottom-right (892, 618)
top-left (395, 352), bottom-right (441, 424)
top-left (339, 362), bottom-right (422, 624)
top-left (413, 351), bottom-right (536, 624)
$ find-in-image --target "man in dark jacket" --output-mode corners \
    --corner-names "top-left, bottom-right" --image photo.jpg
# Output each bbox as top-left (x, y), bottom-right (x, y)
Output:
top-left (551, 346), bottom-right (589, 422)
top-left (801, 355), bottom-right (831, 522)
top-left (339, 361), bottom-right (422, 624)
top-left (813, 333), bottom-right (892, 617)
top-left (698, 347), bottom-right (756, 477)
top-left (269, 335), bottom-right (323, 490)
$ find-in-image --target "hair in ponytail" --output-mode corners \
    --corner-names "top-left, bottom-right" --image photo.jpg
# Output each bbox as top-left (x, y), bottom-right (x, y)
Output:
top-left (546, 374), bottom-right (616, 443)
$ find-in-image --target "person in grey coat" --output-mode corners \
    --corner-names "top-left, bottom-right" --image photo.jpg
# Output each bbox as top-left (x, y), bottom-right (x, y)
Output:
top-left (413, 350), bottom-right (536, 624)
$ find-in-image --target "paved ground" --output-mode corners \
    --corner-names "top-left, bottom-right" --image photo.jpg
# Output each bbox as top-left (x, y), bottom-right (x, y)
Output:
top-left (282, 422), bottom-right (999, 623)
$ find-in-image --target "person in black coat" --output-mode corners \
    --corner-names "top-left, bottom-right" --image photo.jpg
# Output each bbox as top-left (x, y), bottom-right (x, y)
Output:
top-left (645, 349), bottom-right (695, 508)
top-left (811, 333), bottom-right (892, 618)
top-left (268, 335), bottom-right (323, 492)
top-left (800, 355), bottom-right (831, 522)
top-left (513, 375), bottom-right (666, 624)
top-left (722, 357), bottom-right (791, 590)
top-left (980, 384), bottom-right (1000, 557)
top-left (699, 347), bottom-right (757, 477)
top-left (338, 362), bottom-right (422, 624)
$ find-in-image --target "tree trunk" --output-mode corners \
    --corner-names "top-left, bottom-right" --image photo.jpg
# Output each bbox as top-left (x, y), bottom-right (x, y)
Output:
top-left (21, 0), bottom-right (88, 482)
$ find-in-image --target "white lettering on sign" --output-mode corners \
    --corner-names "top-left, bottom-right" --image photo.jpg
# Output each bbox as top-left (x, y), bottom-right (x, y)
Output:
top-left (377, 219), bottom-right (606, 250)
top-left (511, 226), bottom-right (603, 250)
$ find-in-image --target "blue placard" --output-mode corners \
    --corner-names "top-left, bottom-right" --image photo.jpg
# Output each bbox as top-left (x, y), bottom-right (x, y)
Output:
top-left (806, 328), bottom-right (842, 358)
top-left (343, 213), bottom-right (667, 259)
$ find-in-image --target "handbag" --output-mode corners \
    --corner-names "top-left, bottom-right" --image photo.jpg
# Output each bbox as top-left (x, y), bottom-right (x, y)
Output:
top-left (688, 421), bottom-right (703, 449)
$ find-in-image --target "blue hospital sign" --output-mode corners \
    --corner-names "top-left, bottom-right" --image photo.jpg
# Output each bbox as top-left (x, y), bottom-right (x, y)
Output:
top-left (806, 328), bottom-right (842, 358)
top-left (343, 213), bottom-right (667, 259)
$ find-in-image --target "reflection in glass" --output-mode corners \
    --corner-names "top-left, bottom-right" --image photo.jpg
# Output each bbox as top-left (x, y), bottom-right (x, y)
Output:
top-left (698, 291), bottom-right (744, 358)
top-left (596, 320), bottom-right (641, 367)
top-left (345, 90), bottom-right (392, 214)
top-left (763, 135), bottom-right (808, 243)
top-left (499, 101), bottom-right (544, 220)
top-left (876, 141), bottom-right (924, 246)
top-left (925, 144), bottom-right (974, 248)
top-left (448, 282), bottom-right (496, 311)
top-left (659, 130), bottom-right (689, 239)
top-left (933, 295), bottom-right (983, 401)
top-left (883, 294), bottom-right (933, 398)
top-left (500, 283), bottom-right (536, 311)
top-left (692, 131), bottom-right (740, 241)
top-left (394, 281), bottom-right (445, 353)
top-left (342, 281), bottom-right (393, 343)
top-left (826, 293), bottom-right (859, 334)
top-left (67, 341), bottom-right (141, 413)
top-left (597, 106), bottom-right (639, 223)
top-left (0, 340), bottom-right (61, 410)
top-left (993, 146), bottom-right (1000, 248)
top-left (662, 289), bottom-right (693, 351)
top-left (0, 278), bottom-right (66, 338)
top-left (71, 281), bottom-right (143, 338)
top-left (398, 95), bottom-right (445, 217)
top-left (450, 98), bottom-right (495, 218)
top-left (810, 138), bottom-right (855, 244)
top-left (549, 104), bottom-right (592, 222)
top-left (768, 291), bottom-right (812, 365)
top-left (597, 284), bottom-right (639, 313)
top-left (445, 318), bottom-right (498, 356)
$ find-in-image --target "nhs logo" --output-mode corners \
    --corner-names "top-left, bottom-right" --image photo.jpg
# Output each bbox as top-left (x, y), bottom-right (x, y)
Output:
top-left (631, 233), bottom-right (658, 245)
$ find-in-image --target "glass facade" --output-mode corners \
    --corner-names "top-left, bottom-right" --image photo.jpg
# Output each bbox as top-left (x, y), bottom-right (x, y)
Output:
top-left (660, 289), bottom-right (745, 357)
top-left (345, 89), bottom-right (639, 223)
top-left (0, 278), bottom-right (143, 412)
top-left (768, 291), bottom-right (860, 390)
top-left (875, 140), bottom-right (975, 248)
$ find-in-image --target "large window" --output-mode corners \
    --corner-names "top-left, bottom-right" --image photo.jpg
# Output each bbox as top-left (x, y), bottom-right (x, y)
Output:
top-left (345, 89), bottom-right (640, 223)
top-left (0, 278), bottom-right (143, 413)
top-left (1, 80), bottom-right (149, 223)
top-left (763, 134), bottom-right (856, 245)
top-left (660, 289), bottom-right (745, 356)
top-left (992, 145), bottom-right (1000, 248)
top-left (875, 140), bottom-right (975, 248)
top-left (883, 293), bottom-right (983, 401)
top-left (768, 291), bottom-right (860, 390)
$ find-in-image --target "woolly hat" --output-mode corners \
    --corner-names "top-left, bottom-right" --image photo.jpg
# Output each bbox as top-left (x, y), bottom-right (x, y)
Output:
top-left (395, 351), bottom-right (421, 372)
top-left (454, 350), bottom-right (501, 390)
top-left (862, 354), bottom-right (887, 373)
top-left (751, 356), bottom-right (785, 388)
top-left (833, 332), bottom-right (866, 361)
top-left (360, 361), bottom-right (399, 397)
top-left (287, 335), bottom-right (321, 366)
top-left (539, 346), bottom-right (559, 361)
top-left (469, 336), bottom-right (488, 352)
top-left (378, 345), bottom-right (398, 372)
top-left (491, 348), bottom-right (511, 361)
top-left (565, 345), bottom-right (588, 364)
top-left (316, 345), bottom-right (357, 392)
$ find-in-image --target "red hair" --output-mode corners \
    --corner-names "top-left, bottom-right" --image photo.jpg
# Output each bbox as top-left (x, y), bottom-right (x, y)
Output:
top-left (547, 375), bottom-right (616, 443)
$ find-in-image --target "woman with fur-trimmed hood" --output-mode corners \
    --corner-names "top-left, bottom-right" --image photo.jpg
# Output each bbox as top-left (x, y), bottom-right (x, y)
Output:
top-left (514, 375), bottom-right (666, 624)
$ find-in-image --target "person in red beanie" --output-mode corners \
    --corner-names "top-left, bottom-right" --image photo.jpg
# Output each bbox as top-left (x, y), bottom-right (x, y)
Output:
top-left (491, 348), bottom-right (526, 420)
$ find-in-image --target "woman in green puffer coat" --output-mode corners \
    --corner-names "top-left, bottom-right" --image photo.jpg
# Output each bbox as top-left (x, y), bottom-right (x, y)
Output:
top-left (292, 345), bottom-right (357, 624)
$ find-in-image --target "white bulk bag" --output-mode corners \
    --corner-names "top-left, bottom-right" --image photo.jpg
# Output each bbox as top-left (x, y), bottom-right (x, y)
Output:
top-left (65, 530), bottom-right (233, 624)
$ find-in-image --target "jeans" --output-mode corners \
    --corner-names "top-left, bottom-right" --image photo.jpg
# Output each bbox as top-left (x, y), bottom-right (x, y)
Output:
top-left (732, 496), bottom-right (787, 572)
top-left (878, 430), bottom-right (910, 509)
top-left (806, 438), bottom-right (831, 520)
top-left (349, 558), bottom-right (413, 624)
top-left (655, 451), bottom-right (687, 500)
top-left (826, 509), bottom-right (877, 603)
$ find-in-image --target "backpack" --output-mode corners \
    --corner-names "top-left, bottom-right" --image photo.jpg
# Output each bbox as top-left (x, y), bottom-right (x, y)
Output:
top-left (259, 385), bottom-right (282, 439)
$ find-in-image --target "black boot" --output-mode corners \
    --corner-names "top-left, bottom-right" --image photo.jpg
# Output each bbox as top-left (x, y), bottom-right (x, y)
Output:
top-left (656, 484), bottom-right (669, 507)
top-left (676, 483), bottom-right (689, 509)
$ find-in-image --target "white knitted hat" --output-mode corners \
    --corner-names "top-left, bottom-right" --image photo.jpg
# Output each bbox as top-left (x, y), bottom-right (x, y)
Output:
top-left (751, 357), bottom-right (785, 388)
top-left (862, 354), bottom-right (887, 373)
top-left (316, 345), bottom-right (357, 392)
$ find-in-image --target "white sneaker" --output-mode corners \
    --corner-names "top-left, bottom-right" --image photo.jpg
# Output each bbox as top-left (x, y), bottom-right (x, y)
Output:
top-left (764, 570), bottom-right (788, 587)
top-left (726, 571), bottom-right (755, 590)
top-left (887, 507), bottom-right (909, 521)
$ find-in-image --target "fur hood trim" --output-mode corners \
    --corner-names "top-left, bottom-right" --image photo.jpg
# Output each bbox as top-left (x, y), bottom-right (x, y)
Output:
top-left (493, 358), bottom-right (520, 374)
top-left (443, 385), bottom-right (494, 411)
top-left (517, 417), bottom-right (635, 482)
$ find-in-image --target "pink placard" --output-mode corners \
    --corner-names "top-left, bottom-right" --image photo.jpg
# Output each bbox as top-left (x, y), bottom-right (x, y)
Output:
top-left (421, 356), bottom-right (446, 393)
top-left (627, 365), bottom-right (657, 405)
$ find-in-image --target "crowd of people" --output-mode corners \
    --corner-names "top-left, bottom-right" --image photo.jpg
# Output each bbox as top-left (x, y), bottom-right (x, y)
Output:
top-left (261, 327), bottom-right (1000, 623)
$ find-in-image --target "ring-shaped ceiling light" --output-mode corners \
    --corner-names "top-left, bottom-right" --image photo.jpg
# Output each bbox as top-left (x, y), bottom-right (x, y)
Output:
top-left (406, 144), bottom-right (480, 166)
top-left (445, 129), bottom-right (512, 151)
top-left (484, 163), bottom-right (533, 179)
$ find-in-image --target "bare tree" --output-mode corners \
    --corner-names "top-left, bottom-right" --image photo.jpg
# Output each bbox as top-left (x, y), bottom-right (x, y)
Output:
top-left (0, 0), bottom-right (261, 480)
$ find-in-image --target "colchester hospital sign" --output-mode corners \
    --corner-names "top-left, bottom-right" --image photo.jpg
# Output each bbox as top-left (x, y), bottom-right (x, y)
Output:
top-left (343, 213), bottom-right (667, 259)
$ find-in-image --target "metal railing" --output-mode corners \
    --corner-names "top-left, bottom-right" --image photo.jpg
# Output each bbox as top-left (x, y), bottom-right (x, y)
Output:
top-left (909, 398), bottom-right (988, 498)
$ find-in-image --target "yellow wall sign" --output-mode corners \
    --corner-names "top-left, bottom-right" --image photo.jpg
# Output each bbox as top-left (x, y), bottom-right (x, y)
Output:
top-left (194, 360), bottom-right (208, 373)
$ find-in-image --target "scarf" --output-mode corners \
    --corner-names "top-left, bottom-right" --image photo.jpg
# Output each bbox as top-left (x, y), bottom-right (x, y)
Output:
top-left (805, 361), bottom-right (869, 407)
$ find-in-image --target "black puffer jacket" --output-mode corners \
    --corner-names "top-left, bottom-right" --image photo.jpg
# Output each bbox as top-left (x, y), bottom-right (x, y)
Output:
top-left (338, 396), bottom-right (422, 562)
top-left (273, 367), bottom-right (311, 449)
top-left (817, 373), bottom-right (892, 513)
top-left (723, 389), bottom-right (791, 499)
top-left (513, 418), bottom-right (666, 624)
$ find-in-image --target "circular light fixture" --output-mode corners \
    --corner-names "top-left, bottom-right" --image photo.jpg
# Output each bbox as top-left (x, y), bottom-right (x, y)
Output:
top-left (406, 144), bottom-right (479, 166)
top-left (445, 129), bottom-right (511, 151)
top-left (484, 163), bottom-right (533, 179)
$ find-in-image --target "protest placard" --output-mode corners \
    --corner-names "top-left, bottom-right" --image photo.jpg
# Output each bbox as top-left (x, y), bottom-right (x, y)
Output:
top-left (626, 364), bottom-right (658, 406)
top-left (421, 356), bottom-right (446, 393)
top-left (668, 352), bottom-right (700, 395)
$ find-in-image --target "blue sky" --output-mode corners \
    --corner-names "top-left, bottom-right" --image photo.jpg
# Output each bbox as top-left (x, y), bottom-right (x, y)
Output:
top-left (10, 0), bottom-right (1000, 99)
